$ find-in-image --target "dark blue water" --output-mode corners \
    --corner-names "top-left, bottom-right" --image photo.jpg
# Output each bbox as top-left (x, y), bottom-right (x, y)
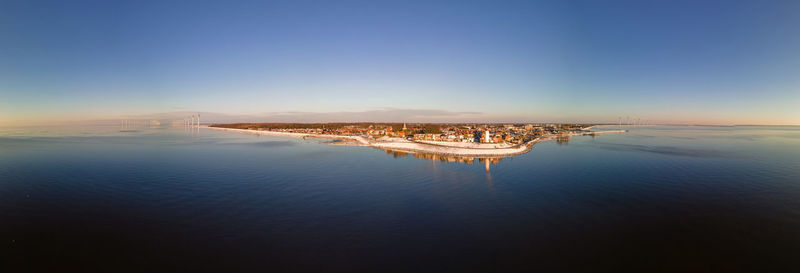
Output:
top-left (2, 126), bottom-right (799, 272)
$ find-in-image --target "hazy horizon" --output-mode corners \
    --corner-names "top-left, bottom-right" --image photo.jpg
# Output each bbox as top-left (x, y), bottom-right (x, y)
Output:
top-left (6, 108), bottom-right (799, 127)
top-left (2, 0), bottom-right (799, 126)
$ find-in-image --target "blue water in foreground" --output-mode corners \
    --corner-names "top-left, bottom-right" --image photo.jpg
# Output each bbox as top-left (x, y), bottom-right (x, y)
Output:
top-left (2, 126), bottom-right (799, 272)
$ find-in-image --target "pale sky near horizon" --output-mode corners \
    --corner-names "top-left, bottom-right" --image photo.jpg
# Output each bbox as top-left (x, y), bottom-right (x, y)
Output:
top-left (1, 0), bottom-right (799, 126)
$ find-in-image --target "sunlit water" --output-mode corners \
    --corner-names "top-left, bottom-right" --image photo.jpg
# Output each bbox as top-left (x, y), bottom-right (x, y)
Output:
top-left (2, 125), bottom-right (799, 272)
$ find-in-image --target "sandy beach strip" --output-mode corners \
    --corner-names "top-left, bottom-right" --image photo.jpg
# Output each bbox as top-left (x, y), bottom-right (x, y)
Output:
top-left (208, 127), bottom-right (370, 144)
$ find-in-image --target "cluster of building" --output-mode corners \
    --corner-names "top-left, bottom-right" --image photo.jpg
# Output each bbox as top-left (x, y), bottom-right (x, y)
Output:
top-left (409, 124), bottom-right (587, 144)
top-left (411, 125), bottom-right (520, 144)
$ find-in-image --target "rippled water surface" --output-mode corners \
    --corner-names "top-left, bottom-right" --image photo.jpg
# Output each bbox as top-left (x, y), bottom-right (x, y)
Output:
top-left (2, 126), bottom-right (799, 272)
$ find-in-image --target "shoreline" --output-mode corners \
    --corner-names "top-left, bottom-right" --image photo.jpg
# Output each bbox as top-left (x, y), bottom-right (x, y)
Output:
top-left (207, 126), bottom-right (371, 145)
top-left (206, 126), bottom-right (622, 157)
top-left (368, 137), bottom-right (540, 157)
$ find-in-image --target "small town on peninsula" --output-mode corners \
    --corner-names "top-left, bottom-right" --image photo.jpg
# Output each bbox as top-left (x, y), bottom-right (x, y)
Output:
top-left (211, 122), bottom-right (604, 145)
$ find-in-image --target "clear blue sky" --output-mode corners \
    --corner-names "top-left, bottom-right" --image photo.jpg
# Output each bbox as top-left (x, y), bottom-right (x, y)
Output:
top-left (1, 0), bottom-right (798, 125)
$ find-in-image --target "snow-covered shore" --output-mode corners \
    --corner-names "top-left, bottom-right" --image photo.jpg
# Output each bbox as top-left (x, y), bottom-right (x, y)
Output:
top-left (370, 138), bottom-right (539, 157)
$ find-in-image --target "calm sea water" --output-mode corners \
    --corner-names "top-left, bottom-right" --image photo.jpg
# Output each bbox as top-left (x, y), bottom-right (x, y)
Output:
top-left (2, 125), bottom-right (799, 272)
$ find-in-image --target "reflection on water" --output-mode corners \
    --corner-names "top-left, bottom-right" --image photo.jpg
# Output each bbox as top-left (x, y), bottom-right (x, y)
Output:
top-left (384, 149), bottom-right (504, 172)
top-left (555, 135), bottom-right (571, 145)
